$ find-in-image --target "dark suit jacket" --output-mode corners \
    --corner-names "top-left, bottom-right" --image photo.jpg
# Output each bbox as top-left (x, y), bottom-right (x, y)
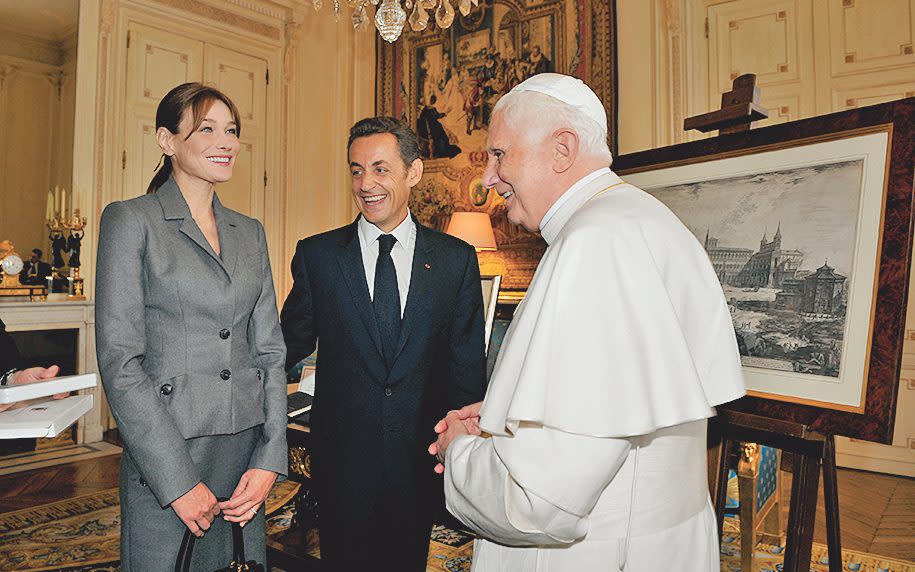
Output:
top-left (19, 261), bottom-right (51, 285)
top-left (0, 319), bottom-right (22, 373)
top-left (280, 215), bottom-right (487, 544)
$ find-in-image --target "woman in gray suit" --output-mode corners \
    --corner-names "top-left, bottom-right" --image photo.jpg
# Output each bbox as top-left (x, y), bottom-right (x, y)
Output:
top-left (95, 83), bottom-right (287, 570)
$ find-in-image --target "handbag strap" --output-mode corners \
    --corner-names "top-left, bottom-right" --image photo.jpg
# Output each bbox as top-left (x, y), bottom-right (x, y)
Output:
top-left (231, 515), bottom-right (247, 563)
top-left (175, 528), bottom-right (196, 572)
top-left (172, 497), bottom-right (250, 572)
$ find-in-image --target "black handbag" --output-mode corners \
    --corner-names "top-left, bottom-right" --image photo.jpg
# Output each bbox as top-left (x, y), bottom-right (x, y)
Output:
top-left (174, 509), bottom-right (265, 572)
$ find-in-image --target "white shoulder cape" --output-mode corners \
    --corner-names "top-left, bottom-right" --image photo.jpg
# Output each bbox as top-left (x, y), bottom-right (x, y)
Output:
top-left (479, 171), bottom-right (746, 438)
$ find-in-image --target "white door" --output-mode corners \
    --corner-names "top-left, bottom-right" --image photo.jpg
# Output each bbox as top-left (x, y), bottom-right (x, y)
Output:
top-left (204, 44), bottom-right (268, 219)
top-left (122, 22), bottom-right (204, 200)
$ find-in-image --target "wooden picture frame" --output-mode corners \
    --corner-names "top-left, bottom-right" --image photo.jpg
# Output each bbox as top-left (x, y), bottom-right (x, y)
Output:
top-left (480, 274), bottom-right (503, 355)
top-left (615, 98), bottom-right (915, 444)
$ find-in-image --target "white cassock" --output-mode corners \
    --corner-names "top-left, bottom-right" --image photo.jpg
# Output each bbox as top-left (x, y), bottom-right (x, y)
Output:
top-left (443, 168), bottom-right (747, 571)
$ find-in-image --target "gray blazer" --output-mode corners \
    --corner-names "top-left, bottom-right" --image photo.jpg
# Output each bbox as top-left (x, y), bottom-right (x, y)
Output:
top-left (95, 177), bottom-right (287, 507)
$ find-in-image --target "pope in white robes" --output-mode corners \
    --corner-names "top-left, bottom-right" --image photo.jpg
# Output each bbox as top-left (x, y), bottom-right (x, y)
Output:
top-left (429, 73), bottom-right (746, 571)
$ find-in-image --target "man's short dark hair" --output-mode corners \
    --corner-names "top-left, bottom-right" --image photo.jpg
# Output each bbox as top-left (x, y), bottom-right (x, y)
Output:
top-left (32, 248), bottom-right (42, 258)
top-left (348, 116), bottom-right (421, 168)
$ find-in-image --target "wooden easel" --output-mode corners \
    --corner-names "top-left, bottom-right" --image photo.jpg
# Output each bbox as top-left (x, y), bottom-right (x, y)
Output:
top-left (685, 76), bottom-right (842, 570)
top-left (684, 73), bottom-right (769, 134)
top-left (709, 409), bottom-right (843, 572)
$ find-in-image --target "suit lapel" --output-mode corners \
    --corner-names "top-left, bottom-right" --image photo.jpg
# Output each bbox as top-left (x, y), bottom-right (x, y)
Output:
top-left (157, 178), bottom-right (233, 280)
top-left (336, 219), bottom-right (385, 360)
top-left (213, 194), bottom-right (238, 278)
top-left (391, 220), bottom-right (434, 366)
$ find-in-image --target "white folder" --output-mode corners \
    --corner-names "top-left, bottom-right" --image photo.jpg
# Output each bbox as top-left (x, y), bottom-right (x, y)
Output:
top-left (0, 373), bottom-right (97, 404)
top-left (0, 394), bottom-right (94, 438)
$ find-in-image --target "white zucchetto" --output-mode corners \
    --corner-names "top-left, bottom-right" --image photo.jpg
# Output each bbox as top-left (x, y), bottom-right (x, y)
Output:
top-left (509, 73), bottom-right (607, 133)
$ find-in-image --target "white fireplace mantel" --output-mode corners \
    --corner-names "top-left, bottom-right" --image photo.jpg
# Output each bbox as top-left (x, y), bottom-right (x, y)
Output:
top-left (1, 299), bottom-right (103, 443)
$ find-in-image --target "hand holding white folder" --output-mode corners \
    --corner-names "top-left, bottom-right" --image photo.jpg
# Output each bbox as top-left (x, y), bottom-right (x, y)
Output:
top-left (0, 365), bottom-right (70, 412)
top-left (0, 372), bottom-right (96, 406)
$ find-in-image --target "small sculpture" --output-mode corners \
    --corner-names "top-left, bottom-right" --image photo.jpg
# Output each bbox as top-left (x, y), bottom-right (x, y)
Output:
top-left (67, 229), bottom-right (84, 268)
top-left (50, 232), bottom-right (69, 269)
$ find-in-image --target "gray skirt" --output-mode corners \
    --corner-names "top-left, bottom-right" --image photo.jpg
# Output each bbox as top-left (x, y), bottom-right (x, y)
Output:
top-left (118, 425), bottom-right (267, 572)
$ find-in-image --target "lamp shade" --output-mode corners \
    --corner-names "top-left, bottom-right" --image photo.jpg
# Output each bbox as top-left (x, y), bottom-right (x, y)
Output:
top-left (446, 211), bottom-right (497, 251)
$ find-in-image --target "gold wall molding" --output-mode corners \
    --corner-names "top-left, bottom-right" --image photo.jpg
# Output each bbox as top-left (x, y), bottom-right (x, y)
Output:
top-left (0, 63), bottom-right (18, 85)
top-left (0, 27), bottom-right (64, 66)
top-left (149, 0), bottom-right (282, 40)
top-left (100, 0), bottom-right (117, 34)
top-left (662, 0), bottom-right (685, 144)
top-left (283, 19), bottom-right (303, 85)
top-left (227, 0), bottom-right (289, 21)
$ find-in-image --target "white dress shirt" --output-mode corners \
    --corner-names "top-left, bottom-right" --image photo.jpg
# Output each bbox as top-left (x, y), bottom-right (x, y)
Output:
top-left (358, 212), bottom-right (417, 317)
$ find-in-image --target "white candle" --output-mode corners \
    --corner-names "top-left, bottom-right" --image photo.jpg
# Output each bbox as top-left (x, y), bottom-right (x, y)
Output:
top-left (61, 188), bottom-right (67, 218)
top-left (46, 190), bottom-right (53, 220)
top-left (73, 187), bottom-right (80, 214)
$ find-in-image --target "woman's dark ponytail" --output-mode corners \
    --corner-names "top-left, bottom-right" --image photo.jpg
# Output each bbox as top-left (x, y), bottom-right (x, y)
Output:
top-left (144, 82), bottom-right (241, 194)
top-left (146, 155), bottom-right (173, 194)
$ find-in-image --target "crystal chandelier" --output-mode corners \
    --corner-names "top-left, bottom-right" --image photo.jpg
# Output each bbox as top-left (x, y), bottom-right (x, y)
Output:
top-left (316, 0), bottom-right (478, 43)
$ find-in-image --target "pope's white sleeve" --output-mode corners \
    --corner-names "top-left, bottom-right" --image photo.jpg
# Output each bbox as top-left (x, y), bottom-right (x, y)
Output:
top-left (443, 425), bottom-right (631, 546)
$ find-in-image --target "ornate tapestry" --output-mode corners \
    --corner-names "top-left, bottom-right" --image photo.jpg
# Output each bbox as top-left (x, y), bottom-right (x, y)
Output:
top-left (378, 0), bottom-right (617, 290)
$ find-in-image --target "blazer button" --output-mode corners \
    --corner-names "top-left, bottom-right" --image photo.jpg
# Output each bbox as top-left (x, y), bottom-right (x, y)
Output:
top-left (160, 383), bottom-right (173, 396)
top-left (256, 370), bottom-right (262, 381)
top-left (219, 328), bottom-right (230, 340)
top-left (220, 369), bottom-right (232, 381)
top-left (384, 386), bottom-right (392, 397)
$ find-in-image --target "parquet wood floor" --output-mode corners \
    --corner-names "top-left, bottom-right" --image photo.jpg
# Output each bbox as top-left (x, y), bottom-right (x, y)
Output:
top-left (774, 467), bottom-right (915, 560)
top-left (0, 453), bottom-right (120, 512)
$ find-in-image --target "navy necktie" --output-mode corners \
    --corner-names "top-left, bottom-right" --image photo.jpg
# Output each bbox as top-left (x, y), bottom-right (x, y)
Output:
top-left (374, 234), bottom-right (401, 367)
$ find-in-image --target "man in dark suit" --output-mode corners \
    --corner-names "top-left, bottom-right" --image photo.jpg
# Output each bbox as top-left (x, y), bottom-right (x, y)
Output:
top-left (281, 116), bottom-right (487, 571)
top-left (20, 249), bottom-right (52, 285)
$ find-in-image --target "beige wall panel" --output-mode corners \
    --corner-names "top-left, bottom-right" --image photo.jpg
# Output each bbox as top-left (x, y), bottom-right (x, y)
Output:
top-left (617, 0), bottom-right (657, 154)
top-left (0, 65), bottom-right (56, 255)
top-left (126, 23), bottom-right (204, 107)
top-left (895, 372), bottom-right (915, 453)
top-left (832, 78), bottom-right (915, 111)
top-left (54, 65), bottom-right (77, 191)
top-left (280, 11), bottom-right (375, 299)
top-left (828, 0), bottom-right (915, 76)
top-left (707, 0), bottom-right (808, 92)
top-left (753, 92), bottom-right (802, 127)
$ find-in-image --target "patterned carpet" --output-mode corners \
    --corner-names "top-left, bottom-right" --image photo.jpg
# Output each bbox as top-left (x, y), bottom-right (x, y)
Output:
top-left (262, 508), bottom-right (915, 572)
top-left (0, 480), bottom-right (300, 571)
top-left (3, 491), bottom-right (913, 571)
top-left (425, 526), bottom-right (915, 572)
